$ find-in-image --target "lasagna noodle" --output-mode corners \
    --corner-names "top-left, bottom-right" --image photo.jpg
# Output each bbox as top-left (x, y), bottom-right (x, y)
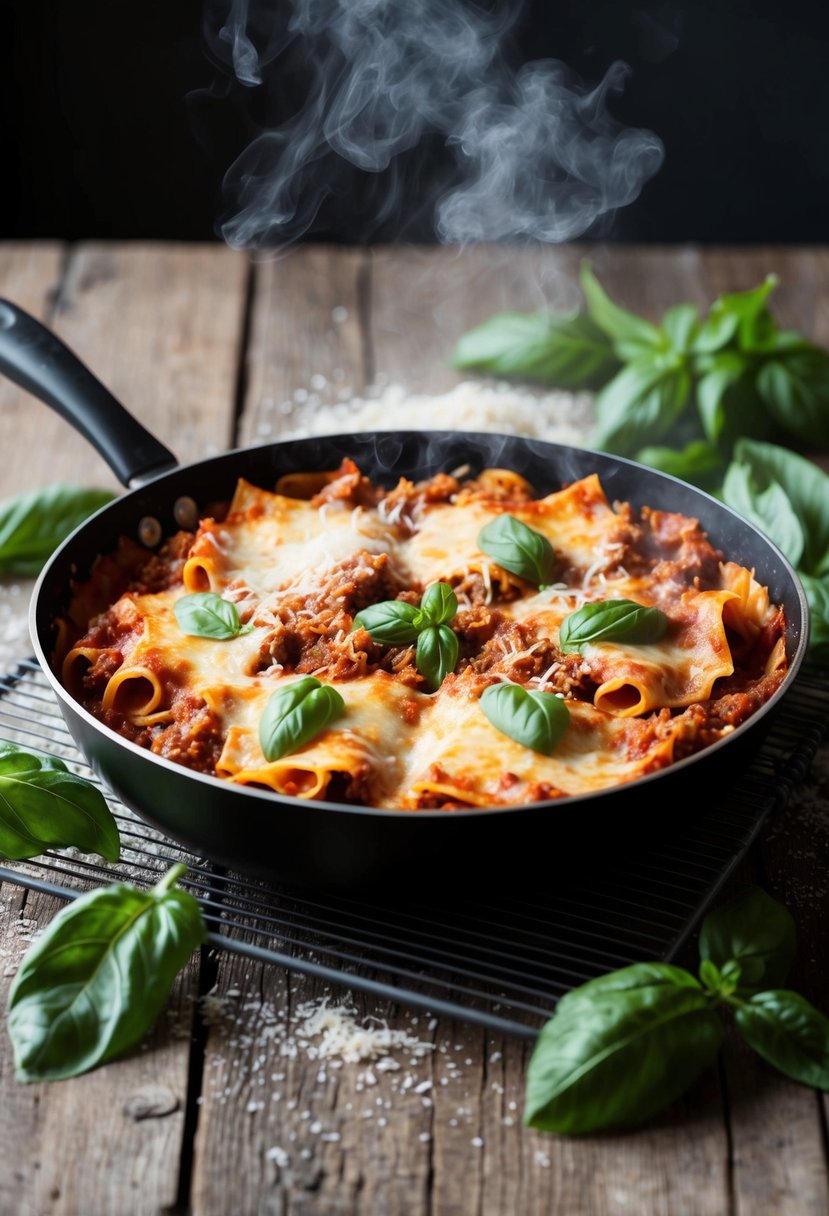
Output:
top-left (396, 674), bottom-right (679, 808)
top-left (211, 672), bottom-right (428, 802)
top-left (184, 477), bottom-right (400, 596)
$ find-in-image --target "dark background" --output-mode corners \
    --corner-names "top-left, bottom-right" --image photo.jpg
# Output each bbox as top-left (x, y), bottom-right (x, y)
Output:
top-left (4, 1), bottom-right (829, 246)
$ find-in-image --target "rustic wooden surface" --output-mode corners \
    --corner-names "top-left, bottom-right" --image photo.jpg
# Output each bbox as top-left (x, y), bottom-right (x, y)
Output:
top-left (0, 240), bottom-right (827, 1216)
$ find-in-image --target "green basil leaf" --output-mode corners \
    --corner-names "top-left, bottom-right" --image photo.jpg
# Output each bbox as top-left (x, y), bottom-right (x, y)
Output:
top-left (735, 991), bottom-right (829, 1090)
top-left (0, 485), bottom-right (115, 576)
top-left (259, 677), bottom-right (345, 761)
top-left (559, 599), bottom-right (669, 654)
top-left (699, 885), bottom-right (796, 991)
top-left (580, 263), bottom-right (664, 351)
top-left (722, 461), bottom-right (805, 569)
top-left (0, 742), bottom-right (119, 862)
top-left (7, 863), bottom-right (205, 1082)
top-left (729, 439), bottom-right (829, 577)
top-left (756, 348), bottom-right (829, 448)
top-left (353, 600), bottom-right (421, 645)
top-left (799, 575), bottom-right (829, 663)
top-left (661, 303), bottom-right (699, 353)
top-left (479, 683), bottom-right (569, 754)
top-left (174, 592), bottom-right (251, 640)
top-left (450, 308), bottom-right (620, 389)
top-left (477, 515), bottom-right (556, 588)
top-left (525, 962), bottom-right (723, 1134)
top-left (635, 439), bottom-right (724, 488)
top-left (591, 356), bottom-right (692, 457)
top-left (415, 624), bottom-right (459, 692)
top-left (692, 276), bottom-right (779, 355)
top-left (696, 353), bottom-right (773, 451)
top-left (419, 582), bottom-right (458, 627)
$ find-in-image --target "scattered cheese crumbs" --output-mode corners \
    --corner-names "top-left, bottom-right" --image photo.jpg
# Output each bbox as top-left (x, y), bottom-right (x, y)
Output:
top-left (535, 1151), bottom-right (551, 1169)
top-left (471, 1137), bottom-right (484, 1148)
top-left (266, 1147), bottom-right (290, 1168)
top-left (271, 379), bottom-right (594, 448)
top-left (295, 998), bottom-right (436, 1063)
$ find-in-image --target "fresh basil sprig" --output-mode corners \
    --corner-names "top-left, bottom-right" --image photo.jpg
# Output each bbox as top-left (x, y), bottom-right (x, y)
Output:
top-left (525, 884), bottom-right (829, 1136)
top-left (354, 582), bottom-right (459, 691)
top-left (259, 676), bottom-right (345, 761)
top-left (449, 263), bottom-right (829, 667)
top-left (8, 863), bottom-right (205, 1082)
top-left (479, 683), bottom-right (569, 754)
top-left (0, 742), bottom-right (119, 862)
top-left (0, 484), bottom-right (114, 576)
top-left (477, 515), bottom-right (556, 589)
top-left (558, 598), bottom-right (669, 653)
top-left (174, 592), bottom-right (253, 640)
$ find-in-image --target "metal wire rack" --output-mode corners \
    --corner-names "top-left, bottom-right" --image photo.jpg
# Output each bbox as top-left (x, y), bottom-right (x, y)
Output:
top-left (0, 657), bottom-right (826, 1039)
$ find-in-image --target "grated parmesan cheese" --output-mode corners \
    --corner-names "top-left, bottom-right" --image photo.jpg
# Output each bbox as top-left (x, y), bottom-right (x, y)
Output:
top-left (264, 378), bottom-right (595, 447)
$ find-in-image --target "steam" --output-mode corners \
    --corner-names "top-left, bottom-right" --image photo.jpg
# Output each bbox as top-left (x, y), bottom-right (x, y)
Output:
top-left (204, 0), bottom-right (665, 249)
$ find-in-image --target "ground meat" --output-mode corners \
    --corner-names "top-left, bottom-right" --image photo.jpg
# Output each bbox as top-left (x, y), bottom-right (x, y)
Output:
top-left (129, 531), bottom-right (194, 593)
top-left (310, 458), bottom-right (383, 510)
top-left (149, 698), bottom-right (225, 773)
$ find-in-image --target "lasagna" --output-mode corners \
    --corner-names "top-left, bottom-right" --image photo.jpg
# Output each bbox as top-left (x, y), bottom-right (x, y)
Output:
top-left (57, 460), bottom-right (788, 810)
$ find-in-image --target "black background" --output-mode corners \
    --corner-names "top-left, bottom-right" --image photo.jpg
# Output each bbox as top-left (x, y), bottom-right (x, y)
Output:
top-left (4, 1), bottom-right (829, 245)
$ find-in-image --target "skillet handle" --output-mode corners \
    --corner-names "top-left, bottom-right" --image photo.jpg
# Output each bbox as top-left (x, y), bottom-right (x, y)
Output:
top-left (0, 298), bottom-right (179, 487)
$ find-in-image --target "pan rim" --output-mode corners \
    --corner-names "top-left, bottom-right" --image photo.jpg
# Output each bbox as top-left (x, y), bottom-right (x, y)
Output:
top-left (28, 429), bottom-right (812, 823)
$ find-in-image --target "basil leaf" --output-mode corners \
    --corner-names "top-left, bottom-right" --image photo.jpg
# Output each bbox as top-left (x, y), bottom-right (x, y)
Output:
top-left (525, 962), bottom-right (723, 1134)
top-left (415, 624), bottom-right (459, 692)
top-left (698, 884), bottom-right (796, 991)
top-left (450, 308), bottom-right (620, 390)
top-left (580, 263), bottom-right (664, 352)
top-left (259, 677), bottom-right (345, 761)
top-left (419, 582), bottom-right (458, 627)
top-left (0, 484), bottom-right (115, 576)
top-left (7, 863), bottom-right (205, 1082)
top-left (756, 348), bottom-right (829, 448)
top-left (0, 743), bottom-right (119, 862)
top-left (591, 355), bottom-right (692, 457)
top-left (722, 461), bottom-right (805, 569)
top-left (635, 439), bottom-right (724, 488)
top-left (479, 683), bottom-right (569, 754)
top-left (699, 958), bottom-right (742, 997)
top-left (353, 600), bottom-right (421, 645)
top-left (477, 515), bottom-right (556, 588)
top-left (735, 991), bottom-right (829, 1091)
top-left (559, 599), bottom-right (669, 654)
top-left (696, 353), bottom-right (773, 451)
top-left (174, 592), bottom-right (251, 640)
top-left (692, 276), bottom-right (778, 354)
top-left (800, 574), bottom-right (829, 664)
top-left (661, 303), bottom-right (699, 353)
top-left (729, 439), bottom-right (829, 577)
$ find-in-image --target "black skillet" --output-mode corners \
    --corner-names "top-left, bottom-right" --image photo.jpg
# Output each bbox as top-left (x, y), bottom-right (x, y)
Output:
top-left (0, 299), bottom-right (811, 890)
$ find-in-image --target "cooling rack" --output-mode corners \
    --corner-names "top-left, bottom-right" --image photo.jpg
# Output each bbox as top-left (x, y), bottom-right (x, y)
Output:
top-left (0, 657), bottom-right (826, 1039)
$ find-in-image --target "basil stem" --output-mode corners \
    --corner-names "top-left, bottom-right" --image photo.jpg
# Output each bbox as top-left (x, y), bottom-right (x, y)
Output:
top-left (479, 683), bottom-right (569, 754)
top-left (174, 592), bottom-right (252, 640)
top-left (354, 583), bottom-right (459, 689)
top-left (0, 484), bottom-right (115, 576)
top-left (416, 624), bottom-right (459, 692)
top-left (7, 863), bottom-right (205, 1082)
top-left (524, 963), bottom-right (723, 1135)
top-left (0, 743), bottom-right (119, 862)
top-left (558, 598), bottom-right (669, 653)
top-left (698, 884), bottom-right (796, 991)
top-left (477, 515), bottom-right (556, 588)
top-left (259, 676), bottom-right (345, 762)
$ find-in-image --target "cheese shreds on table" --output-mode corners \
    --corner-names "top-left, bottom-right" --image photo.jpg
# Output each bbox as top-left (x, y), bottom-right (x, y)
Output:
top-left (271, 379), bottom-right (596, 446)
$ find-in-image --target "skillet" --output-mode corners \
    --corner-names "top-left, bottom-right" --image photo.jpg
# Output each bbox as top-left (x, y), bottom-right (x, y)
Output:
top-left (0, 299), bottom-right (811, 890)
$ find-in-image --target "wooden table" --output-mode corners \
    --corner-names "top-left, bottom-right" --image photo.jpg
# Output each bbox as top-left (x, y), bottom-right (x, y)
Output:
top-left (0, 240), bottom-right (827, 1216)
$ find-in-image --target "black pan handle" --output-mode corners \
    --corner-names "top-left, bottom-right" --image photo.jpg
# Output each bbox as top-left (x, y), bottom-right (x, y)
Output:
top-left (0, 298), bottom-right (179, 487)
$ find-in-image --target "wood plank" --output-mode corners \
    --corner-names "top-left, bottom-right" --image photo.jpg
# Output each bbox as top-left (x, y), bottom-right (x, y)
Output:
top-left (238, 244), bottom-right (369, 447)
top-left (1, 240), bottom-right (249, 498)
top-left (0, 241), bottom-right (250, 1215)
